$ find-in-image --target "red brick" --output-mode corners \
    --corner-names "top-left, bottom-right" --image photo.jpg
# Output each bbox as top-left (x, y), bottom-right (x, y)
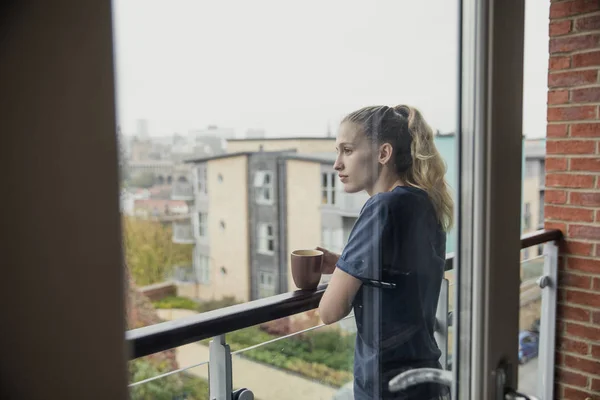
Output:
top-left (549, 140), bottom-right (597, 155)
top-left (545, 205), bottom-right (594, 221)
top-left (547, 189), bottom-right (568, 203)
top-left (593, 344), bottom-right (600, 358)
top-left (569, 224), bottom-right (600, 240)
top-left (593, 378), bottom-right (600, 391)
top-left (570, 191), bottom-right (600, 206)
top-left (572, 87), bottom-right (600, 103)
top-left (563, 385), bottom-right (597, 400)
top-left (556, 367), bottom-right (589, 387)
top-left (549, 55), bottom-right (572, 70)
top-left (564, 353), bottom-right (600, 375)
top-left (594, 277), bottom-right (600, 290)
top-left (566, 322), bottom-right (600, 341)
top-left (546, 158), bottom-right (569, 172)
top-left (576, 13), bottom-right (600, 31)
top-left (573, 50), bottom-right (600, 67)
top-left (571, 157), bottom-right (600, 172)
top-left (547, 173), bottom-right (595, 188)
top-left (550, 34), bottom-right (600, 54)
top-left (547, 124), bottom-right (569, 137)
top-left (571, 122), bottom-right (600, 137)
top-left (566, 289), bottom-right (600, 307)
top-left (550, 0), bottom-right (600, 18)
top-left (545, 221), bottom-right (568, 233)
top-left (568, 256), bottom-right (600, 272)
top-left (548, 70), bottom-right (597, 88)
top-left (548, 89), bottom-right (570, 104)
top-left (548, 105), bottom-right (597, 121)
top-left (558, 301), bottom-right (593, 320)
top-left (594, 310), bottom-right (600, 324)
top-left (559, 272), bottom-right (593, 290)
top-left (561, 239), bottom-right (594, 255)
top-left (551, 19), bottom-right (573, 36)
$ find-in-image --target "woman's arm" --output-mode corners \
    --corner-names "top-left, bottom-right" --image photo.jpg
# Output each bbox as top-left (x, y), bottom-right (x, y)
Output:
top-left (318, 268), bottom-right (362, 325)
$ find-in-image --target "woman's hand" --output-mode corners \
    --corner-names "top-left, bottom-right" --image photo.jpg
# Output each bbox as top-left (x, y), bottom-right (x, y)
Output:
top-left (316, 246), bottom-right (340, 274)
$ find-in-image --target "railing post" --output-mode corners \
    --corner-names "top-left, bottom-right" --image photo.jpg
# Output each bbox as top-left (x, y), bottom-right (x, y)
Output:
top-left (435, 278), bottom-right (450, 370)
top-left (209, 334), bottom-right (232, 400)
top-left (537, 241), bottom-right (558, 400)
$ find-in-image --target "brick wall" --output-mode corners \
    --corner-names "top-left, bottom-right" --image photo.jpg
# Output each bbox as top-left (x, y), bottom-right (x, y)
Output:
top-left (546, 1), bottom-right (600, 399)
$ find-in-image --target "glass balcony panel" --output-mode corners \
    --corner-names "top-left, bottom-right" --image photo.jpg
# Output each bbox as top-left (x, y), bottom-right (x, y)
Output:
top-left (129, 349), bottom-right (209, 400)
top-left (228, 313), bottom-right (356, 400)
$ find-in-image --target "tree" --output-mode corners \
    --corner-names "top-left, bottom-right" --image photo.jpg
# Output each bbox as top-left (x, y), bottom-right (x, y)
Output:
top-left (129, 171), bottom-right (156, 188)
top-left (123, 217), bottom-right (193, 285)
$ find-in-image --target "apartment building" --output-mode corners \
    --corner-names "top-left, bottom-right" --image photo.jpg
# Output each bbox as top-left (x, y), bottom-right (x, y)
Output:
top-left (172, 136), bottom-right (464, 302)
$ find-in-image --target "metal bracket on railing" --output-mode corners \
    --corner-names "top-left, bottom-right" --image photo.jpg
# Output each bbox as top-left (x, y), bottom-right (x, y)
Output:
top-left (232, 388), bottom-right (254, 400)
top-left (536, 275), bottom-right (550, 289)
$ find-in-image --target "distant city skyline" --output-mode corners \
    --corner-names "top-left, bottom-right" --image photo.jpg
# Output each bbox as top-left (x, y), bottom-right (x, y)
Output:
top-left (113, 0), bottom-right (549, 139)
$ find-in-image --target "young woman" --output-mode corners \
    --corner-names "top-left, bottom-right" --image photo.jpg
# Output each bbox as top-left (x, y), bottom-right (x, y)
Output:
top-left (318, 105), bottom-right (453, 400)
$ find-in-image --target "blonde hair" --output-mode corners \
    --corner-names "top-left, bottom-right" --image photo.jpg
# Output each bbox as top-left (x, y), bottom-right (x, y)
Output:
top-left (342, 104), bottom-right (454, 231)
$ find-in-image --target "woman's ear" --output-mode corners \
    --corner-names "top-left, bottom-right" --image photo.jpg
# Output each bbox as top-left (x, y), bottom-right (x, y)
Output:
top-left (378, 143), bottom-right (394, 166)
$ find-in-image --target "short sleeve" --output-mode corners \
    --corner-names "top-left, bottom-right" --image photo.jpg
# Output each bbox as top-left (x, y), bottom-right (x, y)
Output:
top-left (336, 195), bottom-right (391, 282)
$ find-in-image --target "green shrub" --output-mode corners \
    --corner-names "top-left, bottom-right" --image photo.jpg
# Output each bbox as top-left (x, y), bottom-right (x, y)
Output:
top-left (153, 296), bottom-right (199, 311)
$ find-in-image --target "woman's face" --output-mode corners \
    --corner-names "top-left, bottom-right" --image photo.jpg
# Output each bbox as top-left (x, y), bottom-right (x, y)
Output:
top-left (334, 122), bottom-right (379, 193)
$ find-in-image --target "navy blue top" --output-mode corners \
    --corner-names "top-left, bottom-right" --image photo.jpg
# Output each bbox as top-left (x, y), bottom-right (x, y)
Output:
top-left (336, 186), bottom-right (448, 400)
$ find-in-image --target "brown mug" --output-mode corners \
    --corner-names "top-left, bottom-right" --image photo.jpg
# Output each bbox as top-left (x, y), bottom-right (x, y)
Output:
top-left (291, 249), bottom-right (323, 290)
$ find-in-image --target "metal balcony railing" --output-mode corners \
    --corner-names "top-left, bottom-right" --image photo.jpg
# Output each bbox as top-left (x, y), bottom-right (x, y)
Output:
top-left (127, 229), bottom-right (562, 400)
top-left (172, 182), bottom-right (194, 201)
top-left (172, 221), bottom-right (195, 244)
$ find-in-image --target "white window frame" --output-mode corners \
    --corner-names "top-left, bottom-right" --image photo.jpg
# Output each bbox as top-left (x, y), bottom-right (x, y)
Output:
top-left (194, 252), bottom-right (210, 284)
top-left (523, 202), bottom-right (531, 230)
top-left (257, 223), bottom-right (275, 255)
top-left (198, 212), bottom-right (208, 237)
top-left (258, 270), bottom-right (276, 298)
top-left (254, 171), bottom-right (274, 205)
top-left (321, 172), bottom-right (337, 205)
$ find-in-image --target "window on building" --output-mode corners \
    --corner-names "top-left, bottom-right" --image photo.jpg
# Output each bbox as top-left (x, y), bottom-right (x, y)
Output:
top-left (195, 254), bottom-right (210, 284)
top-left (322, 227), bottom-right (344, 254)
top-left (254, 171), bottom-right (273, 204)
top-left (321, 172), bottom-right (337, 205)
top-left (524, 160), bottom-right (536, 179)
top-left (258, 270), bottom-right (276, 298)
top-left (523, 202), bottom-right (531, 231)
top-left (197, 166), bottom-right (208, 194)
top-left (539, 191), bottom-right (544, 224)
top-left (198, 212), bottom-right (207, 237)
top-left (258, 223), bottom-right (275, 254)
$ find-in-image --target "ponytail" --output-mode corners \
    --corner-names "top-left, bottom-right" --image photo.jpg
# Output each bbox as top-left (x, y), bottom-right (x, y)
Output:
top-left (394, 105), bottom-right (454, 231)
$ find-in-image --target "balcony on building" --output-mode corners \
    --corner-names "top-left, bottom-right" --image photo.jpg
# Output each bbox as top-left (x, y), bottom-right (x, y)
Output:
top-left (171, 176), bottom-right (194, 201)
top-left (172, 219), bottom-right (195, 244)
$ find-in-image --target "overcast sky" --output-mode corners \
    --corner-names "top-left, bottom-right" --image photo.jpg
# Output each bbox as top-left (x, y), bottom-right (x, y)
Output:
top-left (112, 0), bottom-right (550, 138)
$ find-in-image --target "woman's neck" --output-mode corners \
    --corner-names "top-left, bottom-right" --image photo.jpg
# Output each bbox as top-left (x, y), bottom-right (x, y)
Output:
top-left (367, 175), bottom-right (405, 197)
